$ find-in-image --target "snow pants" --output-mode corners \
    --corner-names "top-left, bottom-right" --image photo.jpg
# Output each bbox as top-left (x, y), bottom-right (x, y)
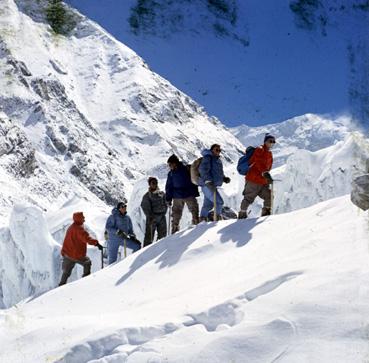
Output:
top-left (143, 214), bottom-right (167, 247)
top-left (59, 255), bottom-right (91, 286)
top-left (171, 197), bottom-right (199, 234)
top-left (108, 237), bottom-right (140, 265)
top-left (240, 181), bottom-right (271, 215)
top-left (200, 186), bottom-right (223, 219)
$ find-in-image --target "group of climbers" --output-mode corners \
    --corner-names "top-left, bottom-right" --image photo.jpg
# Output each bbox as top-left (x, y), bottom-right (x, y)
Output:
top-left (59, 134), bottom-right (276, 285)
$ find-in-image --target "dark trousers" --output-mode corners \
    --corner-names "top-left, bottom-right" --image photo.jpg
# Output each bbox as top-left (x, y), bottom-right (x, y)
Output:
top-left (143, 214), bottom-right (167, 247)
top-left (240, 181), bottom-right (271, 214)
top-left (59, 255), bottom-right (91, 286)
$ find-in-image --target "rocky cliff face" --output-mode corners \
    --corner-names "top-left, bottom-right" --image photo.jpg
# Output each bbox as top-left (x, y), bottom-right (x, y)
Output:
top-left (0, 0), bottom-right (243, 217)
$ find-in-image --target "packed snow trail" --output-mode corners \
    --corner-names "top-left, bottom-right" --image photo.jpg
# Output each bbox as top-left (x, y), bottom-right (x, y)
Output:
top-left (0, 195), bottom-right (368, 362)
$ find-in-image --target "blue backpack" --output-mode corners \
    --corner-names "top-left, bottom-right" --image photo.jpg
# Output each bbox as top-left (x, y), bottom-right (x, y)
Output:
top-left (237, 146), bottom-right (255, 175)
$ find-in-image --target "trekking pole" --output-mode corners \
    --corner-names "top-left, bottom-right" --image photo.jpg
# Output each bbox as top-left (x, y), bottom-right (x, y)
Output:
top-left (101, 247), bottom-right (105, 269)
top-left (213, 190), bottom-right (217, 221)
top-left (270, 183), bottom-right (274, 215)
top-left (168, 206), bottom-right (172, 235)
top-left (124, 239), bottom-right (127, 258)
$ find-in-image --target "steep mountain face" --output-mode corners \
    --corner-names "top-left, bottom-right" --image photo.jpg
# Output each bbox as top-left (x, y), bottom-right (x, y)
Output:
top-left (66, 0), bottom-right (369, 126)
top-left (0, 0), bottom-right (243, 215)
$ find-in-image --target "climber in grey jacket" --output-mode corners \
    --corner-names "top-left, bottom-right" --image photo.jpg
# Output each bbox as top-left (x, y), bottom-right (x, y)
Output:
top-left (141, 177), bottom-right (168, 247)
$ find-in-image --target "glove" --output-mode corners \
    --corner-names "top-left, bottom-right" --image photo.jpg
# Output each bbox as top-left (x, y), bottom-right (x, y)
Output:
top-left (262, 171), bottom-right (273, 184)
top-left (104, 230), bottom-right (108, 240)
top-left (205, 181), bottom-right (216, 192)
top-left (96, 242), bottom-right (104, 251)
top-left (223, 176), bottom-right (231, 184)
top-left (166, 200), bottom-right (172, 207)
top-left (129, 234), bottom-right (141, 245)
top-left (116, 229), bottom-right (129, 239)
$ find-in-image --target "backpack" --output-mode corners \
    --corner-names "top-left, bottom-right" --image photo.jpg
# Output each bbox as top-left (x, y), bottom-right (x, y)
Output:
top-left (237, 146), bottom-right (255, 175)
top-left (190, 157), bottom-right (203, 185)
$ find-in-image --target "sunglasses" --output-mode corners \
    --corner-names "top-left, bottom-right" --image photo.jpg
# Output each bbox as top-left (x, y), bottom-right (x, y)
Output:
top-left (267, 140), bottom-right (276, 144)
top-left (213, 148), bottom-right (222, 152)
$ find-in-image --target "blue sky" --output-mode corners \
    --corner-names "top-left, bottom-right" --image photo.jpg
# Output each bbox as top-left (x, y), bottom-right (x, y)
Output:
top-left (65, 1), bottom-right (366, 127)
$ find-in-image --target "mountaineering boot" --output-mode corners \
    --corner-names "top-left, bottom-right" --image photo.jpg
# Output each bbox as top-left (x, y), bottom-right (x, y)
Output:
top-left (171, 225), bottom-right (179, 234)
top-left (238, 210), bottom-right (247, 219)
top-left (199, 216), bottom-right (208, 223)
top-left (261, 207), bottom-right (271, 216)
top-left (215, 215), bottom-right (223, 221)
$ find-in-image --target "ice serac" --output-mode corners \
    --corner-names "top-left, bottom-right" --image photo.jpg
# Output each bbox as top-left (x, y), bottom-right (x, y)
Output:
top-left (0, 205), bottom-right (60, 307)
top-left (273, 132), bottom-right (369, 214)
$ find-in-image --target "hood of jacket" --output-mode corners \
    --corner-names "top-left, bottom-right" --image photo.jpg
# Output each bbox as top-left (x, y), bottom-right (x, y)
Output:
top-left (111, 207), bottom-right (127, 217)
top-left (201, 149), bottom-right (213, 157)
top-left (73, 212), bottom-right (84, 225)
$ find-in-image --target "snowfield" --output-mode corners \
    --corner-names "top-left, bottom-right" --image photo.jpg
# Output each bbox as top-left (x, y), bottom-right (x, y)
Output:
top-left (0, 195), bottom-right (368, 362)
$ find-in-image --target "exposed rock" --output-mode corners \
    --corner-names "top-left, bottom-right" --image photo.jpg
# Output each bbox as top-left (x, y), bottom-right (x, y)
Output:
top-left (351, 174), bottom-right (369, 210)
top-left (70, 154), bottom-right (127, 206)
top-left (0, 116), bottom-right (37, 177)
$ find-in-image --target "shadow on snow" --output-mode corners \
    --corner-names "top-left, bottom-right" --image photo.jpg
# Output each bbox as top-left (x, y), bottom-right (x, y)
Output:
top-left (115, 217), bottom-right (262, 286)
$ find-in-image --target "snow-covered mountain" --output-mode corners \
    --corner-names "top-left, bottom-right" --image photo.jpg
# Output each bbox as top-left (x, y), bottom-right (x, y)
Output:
top-left (0, 0), bottom-right (243, 217)
top-left (231, 113), bottom-right (358, 166)
top-left (66, 0), bottom-right (369, 126)
top-left (0, 0), bottom-right (246, 307)
top-left (0, 0), bottom-right (367, 309)
top-left (0, 196), bottom-right (368, 362)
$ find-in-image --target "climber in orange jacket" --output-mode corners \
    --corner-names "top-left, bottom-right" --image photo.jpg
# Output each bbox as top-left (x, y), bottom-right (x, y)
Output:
top-left (238, 133), bottom-right (275, 218)
top-left (59, 212), bottom-right (103, 286)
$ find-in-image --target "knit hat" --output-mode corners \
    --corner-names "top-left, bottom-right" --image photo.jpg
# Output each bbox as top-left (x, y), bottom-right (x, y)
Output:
top-left (148, 176), bottom-right (158, 184)
top-left (264, 133), bottom-right (275, 143)
top-left (167, 154), bottom-right (179, 164)
top-left (117, 200), bottom-right (127, 209)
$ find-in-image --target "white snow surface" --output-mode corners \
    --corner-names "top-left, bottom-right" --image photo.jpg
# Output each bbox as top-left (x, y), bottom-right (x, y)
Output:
top-left (0, 195), bottom-right (368, 362)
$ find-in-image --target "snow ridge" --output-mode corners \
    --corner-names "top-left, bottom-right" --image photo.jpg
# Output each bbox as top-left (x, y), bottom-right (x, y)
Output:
top-left (0, 196), bottom-right (368, 362)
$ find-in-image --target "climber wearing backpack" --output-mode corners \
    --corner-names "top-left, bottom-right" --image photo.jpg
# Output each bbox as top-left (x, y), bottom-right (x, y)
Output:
top-left (238, 133), bottom-right (275, 219)
top-left (165, 154), bottom-right (199, 234)
top-left (141, 177), bottom-right (167, 246)
top-left (198, 144), bottom-right (231, 221)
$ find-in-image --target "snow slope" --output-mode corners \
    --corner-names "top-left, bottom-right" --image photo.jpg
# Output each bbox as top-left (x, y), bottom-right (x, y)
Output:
top-left (0, 195), bottom-right (367, 362)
